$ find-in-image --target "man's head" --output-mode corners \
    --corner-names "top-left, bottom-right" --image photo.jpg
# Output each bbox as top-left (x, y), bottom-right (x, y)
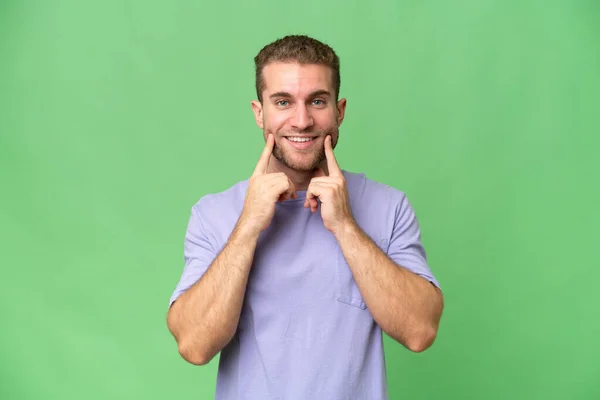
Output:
top-left (251, 35), bottom-right (347, 172)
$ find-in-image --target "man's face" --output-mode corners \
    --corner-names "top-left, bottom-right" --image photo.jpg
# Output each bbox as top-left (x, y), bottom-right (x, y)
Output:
top-left (252, 62), bottom-right (347, 172)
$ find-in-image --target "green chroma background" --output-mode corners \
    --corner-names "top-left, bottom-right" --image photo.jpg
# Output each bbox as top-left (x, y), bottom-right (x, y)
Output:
top-left (1, 0), bottom-right (599, 399)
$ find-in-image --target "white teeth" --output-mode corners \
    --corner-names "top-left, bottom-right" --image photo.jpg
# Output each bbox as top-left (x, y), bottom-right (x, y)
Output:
top-left (287, 137), bottom-right (313, 143)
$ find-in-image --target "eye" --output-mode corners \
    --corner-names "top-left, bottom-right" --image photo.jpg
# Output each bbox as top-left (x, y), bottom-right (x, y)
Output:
top-left (312, 99), bottom-right (325, 106)
top-left (276, 100), bottom-right (289, 107)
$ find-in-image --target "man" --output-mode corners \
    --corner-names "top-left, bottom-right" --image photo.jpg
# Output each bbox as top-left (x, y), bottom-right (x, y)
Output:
top-left (167, 35), bottom-right (444, 399)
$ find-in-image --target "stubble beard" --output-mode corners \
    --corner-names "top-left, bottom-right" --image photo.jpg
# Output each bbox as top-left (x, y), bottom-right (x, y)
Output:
top-left (271, 128), bottom-right (338, 172)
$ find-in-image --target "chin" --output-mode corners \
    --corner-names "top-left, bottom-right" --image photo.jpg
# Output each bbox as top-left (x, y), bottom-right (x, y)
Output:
top-left (292, 164), bottom-right (319, 172)
top-left (279, 155), bottom-right (322, 172)
top-left (284, 160), bottom-right (318, 172)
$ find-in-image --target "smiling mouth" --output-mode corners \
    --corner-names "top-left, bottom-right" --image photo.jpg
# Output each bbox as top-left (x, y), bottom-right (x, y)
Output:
top-left (285, 136), bottom-right (317, 143)
top-left (283, 136), bottom-right (318, 150)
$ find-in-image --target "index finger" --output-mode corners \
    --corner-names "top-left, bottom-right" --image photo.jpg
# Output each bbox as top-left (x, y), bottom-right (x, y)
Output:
top-left (324, 135), bottom-right (342, 177)
top-left (253, 134), bottom-right (275, 176)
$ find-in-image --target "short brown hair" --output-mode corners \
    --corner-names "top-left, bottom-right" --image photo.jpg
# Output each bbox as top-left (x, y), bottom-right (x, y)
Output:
top-left (254, 35), bottom-right (340, 102)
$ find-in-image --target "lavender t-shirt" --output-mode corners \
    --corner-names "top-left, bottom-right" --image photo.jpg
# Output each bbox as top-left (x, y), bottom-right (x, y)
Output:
top-left (169, 170), bottom-right (440, 400)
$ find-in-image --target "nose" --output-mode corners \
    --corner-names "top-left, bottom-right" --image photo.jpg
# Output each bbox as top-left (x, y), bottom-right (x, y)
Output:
top-left (290, 104), bottom-right (314, 131)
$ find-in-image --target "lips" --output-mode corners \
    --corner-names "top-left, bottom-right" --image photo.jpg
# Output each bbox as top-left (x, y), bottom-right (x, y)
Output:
top-left (286, 136), bottom-right (316, 142)
top-left (284, 136), bottom-right (318, 150)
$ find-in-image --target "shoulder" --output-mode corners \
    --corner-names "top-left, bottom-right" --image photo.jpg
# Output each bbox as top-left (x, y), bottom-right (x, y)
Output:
top-left (189, 178), bottom-right (249, 225)
top-left (342, 169), bottom-right (408, 207)
top-left (184, 179), bottom-right (250, 247)
top-left (342, 170), bottom-right (416, 244)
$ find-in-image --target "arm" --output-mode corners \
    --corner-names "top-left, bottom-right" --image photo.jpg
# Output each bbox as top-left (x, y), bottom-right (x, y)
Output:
top-left (334, 221), bottom-right (444, 353)
top-left (166, 220), bottom-right (259, 365)
top-left (305, 136), bottom-right (443, 353)
top-left (166, 134), bottom-right (296, 365)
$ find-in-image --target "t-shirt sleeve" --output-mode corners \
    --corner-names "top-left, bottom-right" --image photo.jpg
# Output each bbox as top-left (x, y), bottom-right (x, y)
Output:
top-left (387, 192), bottom-right (441, 289)
top-left (169, 202), bottom-right (217, 308)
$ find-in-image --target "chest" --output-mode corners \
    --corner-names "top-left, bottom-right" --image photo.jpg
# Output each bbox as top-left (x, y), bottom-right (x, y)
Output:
top-left (247, 205), bottom-right (339, 308)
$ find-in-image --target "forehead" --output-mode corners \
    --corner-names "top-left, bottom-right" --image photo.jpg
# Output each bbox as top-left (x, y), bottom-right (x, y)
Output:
top-left (261, 62), bottom-right (333, 97)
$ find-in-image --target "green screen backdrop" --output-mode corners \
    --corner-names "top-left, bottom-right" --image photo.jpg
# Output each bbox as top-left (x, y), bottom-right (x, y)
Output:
top-left (1, 0), bottom-right (599, 399)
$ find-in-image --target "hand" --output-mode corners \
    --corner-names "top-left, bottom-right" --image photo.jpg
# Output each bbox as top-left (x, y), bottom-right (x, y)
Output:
top-left (239, 134), bottom-right (297, 235)
top-left (305, 135), bottom-right (355, 235)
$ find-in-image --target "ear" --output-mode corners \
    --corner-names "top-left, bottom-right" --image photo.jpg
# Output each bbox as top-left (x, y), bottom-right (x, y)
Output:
top-left (251, 100), bottom-right (264, 129)
top-left (336, 98), bottom-right (347, 127)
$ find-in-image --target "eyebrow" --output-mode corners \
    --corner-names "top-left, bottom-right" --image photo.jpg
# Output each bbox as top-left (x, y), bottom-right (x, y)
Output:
top-left (269, 90), bottom-right (332, 99)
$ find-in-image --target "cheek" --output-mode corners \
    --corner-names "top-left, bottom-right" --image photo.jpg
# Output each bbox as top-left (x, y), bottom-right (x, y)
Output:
top-left (316, 109), bottom-right (338, 126)
top-left (263, 111), bottom-right (288, 132)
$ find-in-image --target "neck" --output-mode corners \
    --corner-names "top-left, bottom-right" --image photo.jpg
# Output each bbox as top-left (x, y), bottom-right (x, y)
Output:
top-left (266, 156), bottom-right (329, 191)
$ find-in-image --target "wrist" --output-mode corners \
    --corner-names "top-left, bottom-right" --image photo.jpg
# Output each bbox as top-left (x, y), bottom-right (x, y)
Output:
top-left (233, 216), bottom-right (262, 242)
top-left (332, 218), bottom-right (360, 241)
